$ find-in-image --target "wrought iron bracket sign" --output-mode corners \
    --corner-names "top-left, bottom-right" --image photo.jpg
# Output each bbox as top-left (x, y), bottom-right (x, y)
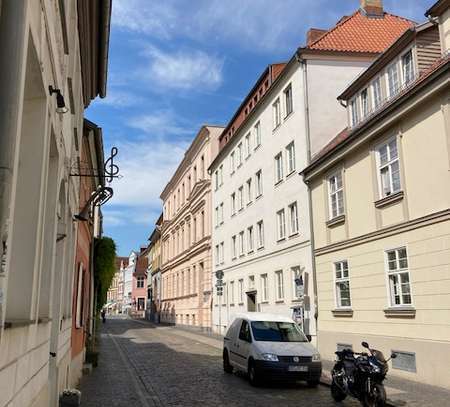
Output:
top-left (70, 147), bottom-right (121, 181)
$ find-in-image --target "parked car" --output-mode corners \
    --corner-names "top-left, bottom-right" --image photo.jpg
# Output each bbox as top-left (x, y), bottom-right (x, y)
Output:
top-left (222, 313), bottom-right (322, 386)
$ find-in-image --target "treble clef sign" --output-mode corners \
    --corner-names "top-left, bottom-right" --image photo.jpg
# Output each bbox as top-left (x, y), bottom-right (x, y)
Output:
top-left (104, 147), bottom-right (119, 183)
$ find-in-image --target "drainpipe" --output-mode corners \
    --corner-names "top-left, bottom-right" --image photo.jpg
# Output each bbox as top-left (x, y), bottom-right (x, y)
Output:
top-left (297, 52), bottom-right (319, 343)
top-left (0, 0), bottom-right (28, 328)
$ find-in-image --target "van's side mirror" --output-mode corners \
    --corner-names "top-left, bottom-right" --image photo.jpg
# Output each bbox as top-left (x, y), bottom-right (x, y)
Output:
top-left (361, 341), bottom-right (369, 349)
top-left (391, 353), bottom-right (397, 359)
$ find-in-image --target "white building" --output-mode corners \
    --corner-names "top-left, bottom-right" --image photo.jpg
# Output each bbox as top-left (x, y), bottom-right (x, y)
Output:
top-left (209, 0), bottom-right (414, 339)
top-left (123, 251), bottom-right (137, 313)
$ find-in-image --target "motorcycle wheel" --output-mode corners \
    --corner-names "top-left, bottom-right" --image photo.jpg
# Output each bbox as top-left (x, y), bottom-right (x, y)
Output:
top-left (362, 383), bottom-right (387, 407)
top-left (331, 380), bottom-right (347, 402)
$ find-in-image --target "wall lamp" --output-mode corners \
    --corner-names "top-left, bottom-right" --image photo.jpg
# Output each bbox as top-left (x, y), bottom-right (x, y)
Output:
top-left (49, 86), bottom-right (69, 114)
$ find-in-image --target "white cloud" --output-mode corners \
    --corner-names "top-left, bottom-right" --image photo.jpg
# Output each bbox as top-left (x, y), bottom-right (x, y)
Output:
top-left (140, 46), bottom-right (224, 91)
top-left (127, 110), bottom-right (192, 137)
top-left (96, 89), bottom-right (144, 108)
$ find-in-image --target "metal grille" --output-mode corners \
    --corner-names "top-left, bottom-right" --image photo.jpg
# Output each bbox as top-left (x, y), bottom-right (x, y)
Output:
top-left (278, 356), bottom-right (312, 363)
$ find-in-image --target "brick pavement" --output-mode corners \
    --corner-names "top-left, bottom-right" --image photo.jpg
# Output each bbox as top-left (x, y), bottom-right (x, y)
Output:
top-left (80, 317), bottom-right (361, 407)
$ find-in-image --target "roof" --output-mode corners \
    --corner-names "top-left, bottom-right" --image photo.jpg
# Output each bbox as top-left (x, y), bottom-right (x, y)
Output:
top-left (115, 256), bottom-right (128, 269)
top-left (134, 254), bottom-right (148, 275)
top-left (425, 0), bottom-right (450, 17)
top-left (305, 10), bottom-right (414, 54)
top-left (231, 312), bottom-right (295, 323)
top-left (303, 53), bottom-right (449, 177)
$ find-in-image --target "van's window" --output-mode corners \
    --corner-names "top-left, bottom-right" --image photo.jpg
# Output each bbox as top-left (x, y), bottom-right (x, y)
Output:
top-left (239, 320), bottom-right (252, 342)
top-left (251, 321), bottom-right (308, 342)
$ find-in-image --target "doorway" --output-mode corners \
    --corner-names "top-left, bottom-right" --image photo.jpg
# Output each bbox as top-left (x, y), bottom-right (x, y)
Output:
top-left (246, 291), bottom-right (256, 312)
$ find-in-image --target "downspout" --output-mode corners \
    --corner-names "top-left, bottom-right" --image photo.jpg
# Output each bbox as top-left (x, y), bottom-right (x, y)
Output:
top-left (0, 0), bottom-right (28, 330)
top-left (297, 52), bottom-right (319, 343)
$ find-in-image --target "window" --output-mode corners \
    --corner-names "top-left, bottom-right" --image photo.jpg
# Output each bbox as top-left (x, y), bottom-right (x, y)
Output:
top-left (288, 202), bottom-right (299, 235)
top-left (219, 202), bottom-right (224, 224)
top-left (137, 277), bottom-right (145, 288)
top-left (238, 186), bottom-right (244, 210)
top-left (275, 270), bottom-right (284, 300)
top-left (276, 209), bottom-right (286, 240)
top-left (255, 170), bottom-right (263, 197)
top-left (372, 78), bottom-right (382, 108)
top-left (215, 245), bottom-right (220, 266)
top-left (254, 121), bottom-right (261, 148)
top-left (231, 193), bottom-right (236, 215)
top-left (215, 206), bottom-right (219, 227)
top-left (335, 261), bottom-right (351, 308)
top-left (292, 266), bottom-right (304, 299)
top-left (350, 98), bottom-right (359, 127)
top-left (246, 178), bottom-right (252, 204)
top-left (273, 98), bottom-right (281, 128)
top-left (361, 88), bottom-right (369, 118)
top-left (220, 242), bottom-right (224, 264)
top-left (239, 320), bottom-right (251, 342)
top-left (387, 62), bottom-right (399, 97)
top-left (247, 226), bottom-right (254, 253)
top-left (386, 247), bottom-right (412, 306)
top-left (249, 275), bottom-right (255, 290)
top-left (230, 281), bottom-right (235, 304)
top-left (230, 152), bottom-right (235, 174)
top-left (245, 133), bottom-right (251, 158)
top-left (284, 84), bottom-right (293, 117)
top-left (274, 153), bottom-right (283, 183)
top-left (237, 143), bottom-right (243, 167)
top-left (256, 220), bottom-right (264, 248)
top-left (261, 274), bottom-right (268, 302)
top-left (238, 279), bottom-right (244, 303)
top-left (219, 165), bottom-right (224, 186)
top-left (286, 142), bottom-right (296, 174)
top-left (402, 50), bottom-right (414, 85)
top-left (239, 231), bottom-right (245, 256)
top-left (328, 172), bottom-right (344, 219)
top-left (214, 171), bottom-right (219, 190)
top-left (232, 236), bottom-right (237, 259)
top-left (377, 138), bottom-right (401, 198)
top-left (200, 155), bottom-right (205, 179)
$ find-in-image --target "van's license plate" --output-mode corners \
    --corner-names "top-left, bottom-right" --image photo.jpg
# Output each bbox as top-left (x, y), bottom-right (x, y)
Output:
top-left (288, 365), bottom-right (308, 372)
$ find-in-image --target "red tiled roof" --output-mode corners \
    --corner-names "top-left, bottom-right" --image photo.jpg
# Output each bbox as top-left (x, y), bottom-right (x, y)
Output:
top-left (307, 11), bottom-right (414, 53)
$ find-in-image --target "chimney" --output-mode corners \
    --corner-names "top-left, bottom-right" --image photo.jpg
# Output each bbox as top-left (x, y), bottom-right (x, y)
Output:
top-left (307, 28), bottom-right (328, 46)
top-left (360, 0), bottom-right (384, 17)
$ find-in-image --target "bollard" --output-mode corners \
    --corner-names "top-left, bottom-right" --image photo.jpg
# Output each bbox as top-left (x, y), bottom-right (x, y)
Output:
top-left (59, 389), bottom-right (81, 407)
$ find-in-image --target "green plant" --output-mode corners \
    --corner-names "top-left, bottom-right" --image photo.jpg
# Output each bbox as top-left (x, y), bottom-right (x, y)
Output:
top-left (94, 236), bottom-right (117, 314)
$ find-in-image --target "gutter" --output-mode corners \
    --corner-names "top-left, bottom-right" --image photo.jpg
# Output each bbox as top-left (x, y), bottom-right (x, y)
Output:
top-left (99, 0), bottom-right (112, 98)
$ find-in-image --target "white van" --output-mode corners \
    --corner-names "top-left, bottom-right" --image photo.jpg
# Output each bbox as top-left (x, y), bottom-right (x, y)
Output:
top-left (222, 313), bottom-right (322, 386)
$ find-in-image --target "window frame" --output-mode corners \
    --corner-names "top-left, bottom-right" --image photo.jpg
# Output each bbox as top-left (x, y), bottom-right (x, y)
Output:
top-left (386, 61), bottom-right (400, 98)
top-left (334, 260), bottom-right (351, 309)
top-left (239, 231), bottom-right (245, 256)
top-left (286, 141), bottom-right (296, 175)
top-left (372, 77), bottom-right (382, 109)
top-left (246, 178), bottom-right (252, 205)
top-left (273, 98), bottom-right (281, 129)
top-left (276, 209), bottom-right (286, 241)
top-left (284, 84), bottom-right (293, 117)
top-left (275, 270), bottom-right (284, 300)
top-left (260, 273), bottom-right (268, 302)
top-left (254, 121), bottom-right (261, 149)
top-left (384, 246), bottom-right (413, 307)
top-left (375, 136), bottom-right (402, 199)
top-left (401, 48), bottom-right (414, 86)
top-left (288, 202), bottom-right (299, 235)
top-left (255, 170), bottom-right (263, 198)
top-left (231, 235), bottom-right (237, 259)
top-left (274, 152), bottom-right (283, 184)
top-left (245, 133), bottom-right (251, 158)
top-left (328, 171), bottom-right (345, 219)
top-left (247, 226), bottom-right (254, 253)
top-left (256, 220), bottom-right (264, 249)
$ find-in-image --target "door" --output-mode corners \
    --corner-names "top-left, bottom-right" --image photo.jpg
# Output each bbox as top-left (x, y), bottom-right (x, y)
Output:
top-left (247, 292), bottom-right (256, 312)
top-left (234, 320), bottom-right (252, 369)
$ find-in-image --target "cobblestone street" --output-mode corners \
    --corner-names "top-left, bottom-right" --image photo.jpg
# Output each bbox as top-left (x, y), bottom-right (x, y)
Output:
top-left (80, 317), bottom-right (360, 407)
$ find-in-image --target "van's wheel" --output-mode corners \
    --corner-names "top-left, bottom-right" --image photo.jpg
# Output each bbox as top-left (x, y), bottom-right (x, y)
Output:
top-left (331, 380), bottom-right (347, 402)
top-left (248, 360), bottom-right (261, 387)
top-left (223, 350), bottom-right (233, 374)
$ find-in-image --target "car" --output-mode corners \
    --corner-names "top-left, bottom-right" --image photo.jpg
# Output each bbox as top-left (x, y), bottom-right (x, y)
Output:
top-left (222, 312), bottom-right (322, 387)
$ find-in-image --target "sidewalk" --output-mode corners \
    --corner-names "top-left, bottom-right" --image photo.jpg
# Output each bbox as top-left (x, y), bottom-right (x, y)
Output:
top-left (135, 319), bottom-right (450, 407)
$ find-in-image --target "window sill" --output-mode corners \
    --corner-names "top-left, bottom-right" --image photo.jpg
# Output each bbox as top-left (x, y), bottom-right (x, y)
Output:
top-left (286, 170), bottom-right (296, 180)
top-left (257, 246), bottom-right (265, 251)
top-left (230, 303), bottom-right (235, 307)
top-left (260, 301), bottom-right (269, 304)
top-left (275, 300), bottom-right (285, 304)
top-left (247, 201), bottom-right (253, 207)
top-left (291, 298), bottom-right (303, 303)
top-left (238, 302), bottom-right (244, 306)
top-left (375, 191), bottom-right (404, 208)
top-left (255, 194), bottom-right (263, 201)
top-left (284, 111), bottom-right (294, 121)
top-left (247, 250), bottom-right (254, 254)
top-left (289, 231), bottom-right (299, 238)
top-left (332, 309), bottom-right (353, 317)
top-left (274, 179), bottom-right (284, 187)
top-left (272, 124), bottom-right (281, 133)
top-left (384, 306), bottom-right (416, 318)
top-left (254, 144), bottom-right (262, 152)
top-left (277, 237), bottom-right (286, 243)
top-left (326, 215), bottom-right (346, 228)
top-left (231, 213), bottom-right (236, 218)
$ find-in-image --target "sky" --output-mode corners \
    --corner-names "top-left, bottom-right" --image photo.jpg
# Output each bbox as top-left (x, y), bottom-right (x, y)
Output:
top-left (86, 0), bottom-right (433, 257)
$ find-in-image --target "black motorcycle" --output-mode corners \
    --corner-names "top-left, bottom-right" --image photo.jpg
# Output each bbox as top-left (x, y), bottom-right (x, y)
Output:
top-left (331, 341), bottom-right (397, 407)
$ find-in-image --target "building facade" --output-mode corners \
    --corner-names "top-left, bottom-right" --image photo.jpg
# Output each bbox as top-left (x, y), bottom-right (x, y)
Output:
top-left (123, 251), bottom-right (137, 314)
top-left (0, 1), bottom-right (111, 406)
top-left (147, 214), bottom-right (163, 322)
top-left (209, 0), bottom-right (413, 338)
top-left (302, 4), bottom-right (449, 387)
top-left (160, 125), bottom-right (224, 328)
top-left (132, 248), bottom-right (148, 317)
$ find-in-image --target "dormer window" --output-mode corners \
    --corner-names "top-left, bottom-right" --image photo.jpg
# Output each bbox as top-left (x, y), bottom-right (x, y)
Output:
top-left (402, 50), bottom-right (414, 85)
top-left (350, 98), bottom-right (359, 127)
top-left (361, 88), bottom-right (369, 118)
top-left (387, 62), bottom-right (400, 97)
top-left (372, 78), bottom-right (382, 108)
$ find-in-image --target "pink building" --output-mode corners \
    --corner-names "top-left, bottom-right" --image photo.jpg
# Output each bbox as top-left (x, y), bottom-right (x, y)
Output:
top-left (132, 248), bottom-right (149, 316)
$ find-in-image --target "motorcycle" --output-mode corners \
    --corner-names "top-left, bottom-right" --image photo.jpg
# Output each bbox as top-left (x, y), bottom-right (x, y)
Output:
top-left (330, 341), bottom-right (397, 407)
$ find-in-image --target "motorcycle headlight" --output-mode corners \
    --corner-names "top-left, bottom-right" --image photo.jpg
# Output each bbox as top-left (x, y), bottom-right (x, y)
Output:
top-left (261, 353), bottom-right (279, 362)
top-left (312, 353), bottom-right (321, 362)
top-left (369, 360), bottom-right (381, 373)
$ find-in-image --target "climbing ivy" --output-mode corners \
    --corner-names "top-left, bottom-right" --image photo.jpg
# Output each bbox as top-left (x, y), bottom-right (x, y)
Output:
top-left (93, 236), bottom-right (117, 313)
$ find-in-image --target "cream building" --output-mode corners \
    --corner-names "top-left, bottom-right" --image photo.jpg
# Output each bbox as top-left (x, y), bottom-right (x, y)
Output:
top-left (209, 0), bottom-right (413, 338)
top-left (160, 125), bottom-right (224, 329)
top-left (301, 5), bottom-right (450, 388)
top-left (0, 1), bottom-right (111, 406)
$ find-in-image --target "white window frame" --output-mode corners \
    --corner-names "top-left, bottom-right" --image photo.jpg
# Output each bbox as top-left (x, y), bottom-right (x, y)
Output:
top-left (360, 88), bottom-right (369, 118)
top-left (328, 171), bottom-right (345, 219)
top-left (274, 152), bottom-right (283, 184)
top-left (239, 231), bottom-right (245, 256)
top-left (246, 178), bottom-right (252, 204)
top-left (230, 281), bottom-right (235, 304)
top-left (273, 98), bottom-right (281, 129)
top-left (220, 242), bottom-right (224, 264)
top-left (385, 247), bottom-right (413, 307)
top-left (230, 151), bottom-right (235, 174)
top-left (255, 170), bottom-right (263, 197)
top-left (291, 266), bottom-right (303, 300)
top-left (288, 202), bottom-right (299, 235)
top-left (372, 77), bottom-right (382, 109)
top-left (219, 165), bottom-right (224, 186)
top-left (350, 98), bottom-right (359, 127)
top-left (254, 121), bottom-right (261, 148)
top-left (386, 61), bottom-right (400, 98)
top-left (375, 136), bottom-right (401, 198)
top-left (215, 245), bottom-right (220, 266)
top-left (231, 235), bottom-right (237, 259)
top-left (276, 209), bottom-right (286, 240)
top-left (247, 226), bottom-right (254, 253)
top-left (334, 260), bottom-right (351, 308)
top-left (237, 143), bottom-right (243, 167)
top-left (219, 202), bottom-right (224, 225)
top-left (231, 193), bottom-right (236, 215)
top-left (238, 186), bottom-right (244, 210)
top-left (260, 274), bottom-right (268, 302)
top-left (401, 48), bottom-right (414, 86)
top-left (215, 206), bottom-right (219, 227)
top-left (245, 133), bottom-right (251, 158)
top-left (275, 270), bottom-right (284, 300)
top-left (238, 279), bottom-right (244, 304)
top-left (286, 142), bottom-right (296, 175)
top-left (256, 220), bottom-right (264, 249)
top-left (284, 84), bottom-right (293, 117)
